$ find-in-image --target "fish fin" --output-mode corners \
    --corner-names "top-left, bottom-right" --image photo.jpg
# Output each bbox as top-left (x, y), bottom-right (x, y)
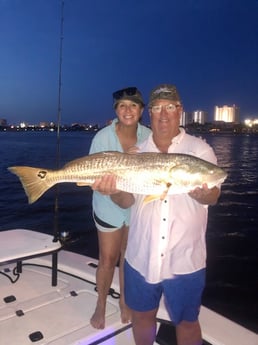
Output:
top-left (159, 189), bottom-right (169, 200)
top-left (143, 195), bottom-right (161, 203)
top-left (8, 166), bottom-right (54, 204)
top-left (76, 182), bottom-right (91, 187)
top-left (160, 183), bottom-right (172, 199)
top-left (143, 183), bottom-right (171, 204)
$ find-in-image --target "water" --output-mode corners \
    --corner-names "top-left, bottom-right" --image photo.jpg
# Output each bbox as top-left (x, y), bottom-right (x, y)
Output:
top-left (0, 131), bottom-right (257, 333)
top-left (0, 131), bottom-right (99, 256)
top-left (200, 134), bottom-right (258, 334)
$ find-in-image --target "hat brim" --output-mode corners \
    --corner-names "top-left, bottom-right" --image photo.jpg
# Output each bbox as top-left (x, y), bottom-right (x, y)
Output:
top-left (114, 96), bottom-right (145, 108)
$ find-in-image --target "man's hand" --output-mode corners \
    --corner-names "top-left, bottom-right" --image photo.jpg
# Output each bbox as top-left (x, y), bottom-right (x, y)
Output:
top-left (188, 184), bottom-right (220, 205)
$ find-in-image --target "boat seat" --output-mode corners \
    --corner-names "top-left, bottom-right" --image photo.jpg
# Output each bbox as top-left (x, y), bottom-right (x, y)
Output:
top-left (0, 229), bottom-right (62, 286)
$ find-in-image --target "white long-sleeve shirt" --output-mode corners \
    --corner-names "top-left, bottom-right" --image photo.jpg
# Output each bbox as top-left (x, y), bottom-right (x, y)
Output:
top-left (125, 128), bottom-right (218, 283)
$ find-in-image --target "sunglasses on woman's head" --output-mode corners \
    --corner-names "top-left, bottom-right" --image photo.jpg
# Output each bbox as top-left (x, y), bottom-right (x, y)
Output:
top-left (113, 87), bottom-right (138, 100)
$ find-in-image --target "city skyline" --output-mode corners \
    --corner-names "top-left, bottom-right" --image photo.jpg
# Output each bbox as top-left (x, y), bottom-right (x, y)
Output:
top-left (1, 0), bottom-right (258, 126)
top-left (2, 103), bottom-right (257, 128)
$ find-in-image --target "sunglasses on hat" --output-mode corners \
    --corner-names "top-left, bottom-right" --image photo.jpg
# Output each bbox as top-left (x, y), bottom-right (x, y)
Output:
top-left (113, 87), bottom-right (138, 101)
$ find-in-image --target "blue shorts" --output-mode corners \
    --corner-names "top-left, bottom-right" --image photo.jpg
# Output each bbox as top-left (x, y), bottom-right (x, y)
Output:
top-left (124, 260), bottom-right (205, 325)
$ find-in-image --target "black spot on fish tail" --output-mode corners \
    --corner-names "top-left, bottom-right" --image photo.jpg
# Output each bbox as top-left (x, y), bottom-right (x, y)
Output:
top-left (37, 170), bottom-right (47, 179)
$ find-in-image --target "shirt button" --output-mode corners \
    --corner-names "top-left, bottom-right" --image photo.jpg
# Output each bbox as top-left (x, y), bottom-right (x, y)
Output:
top-left (162, 236), bottom-right (165, 239)
top-left (163, 218), bottom-right (166, 221)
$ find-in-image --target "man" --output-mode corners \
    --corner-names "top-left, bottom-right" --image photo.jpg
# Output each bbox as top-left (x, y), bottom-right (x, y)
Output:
top-left (92, 84), bottom-right (221, 345)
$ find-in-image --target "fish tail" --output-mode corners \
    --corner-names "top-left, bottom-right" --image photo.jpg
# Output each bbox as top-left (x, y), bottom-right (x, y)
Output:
top-left (8, 166), bottom-right (54, 204)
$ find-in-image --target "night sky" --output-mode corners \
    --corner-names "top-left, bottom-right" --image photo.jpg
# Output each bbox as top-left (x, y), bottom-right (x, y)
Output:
top-left (1, 0), bottom-right (258, 126)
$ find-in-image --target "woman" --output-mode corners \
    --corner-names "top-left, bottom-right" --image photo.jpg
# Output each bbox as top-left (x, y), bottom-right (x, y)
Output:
top-left (89, 87), bottom-right (151, 329)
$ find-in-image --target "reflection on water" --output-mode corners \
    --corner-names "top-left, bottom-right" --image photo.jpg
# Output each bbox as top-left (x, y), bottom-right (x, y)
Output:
top-left (201, 134), bottom-right (258, 332)
top-left (208, 134), bottom-right (258, 184)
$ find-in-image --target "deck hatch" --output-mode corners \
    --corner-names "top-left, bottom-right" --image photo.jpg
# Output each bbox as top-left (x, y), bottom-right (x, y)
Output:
top-left (3, 295), bottom-right (16, 303)
top-left (29, 330), bottom-right (44, 342)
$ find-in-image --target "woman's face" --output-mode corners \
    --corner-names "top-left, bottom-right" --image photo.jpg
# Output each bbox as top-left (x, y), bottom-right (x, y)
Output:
top-left (115, 100), bottom-right (143, 126)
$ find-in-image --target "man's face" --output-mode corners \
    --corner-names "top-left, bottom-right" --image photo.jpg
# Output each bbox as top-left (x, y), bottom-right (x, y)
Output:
top-left (149, 99), bottom-right (182, 136)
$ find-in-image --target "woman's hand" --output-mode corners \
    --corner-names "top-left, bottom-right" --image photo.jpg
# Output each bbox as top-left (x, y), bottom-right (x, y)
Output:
top-left (91, 174), bottom-right (118, 195)
top-left (91, 174), bottom-right (135, 208)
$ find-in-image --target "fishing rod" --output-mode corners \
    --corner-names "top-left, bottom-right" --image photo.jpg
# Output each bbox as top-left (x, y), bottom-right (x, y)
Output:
top-left (52, 1), bottom-right (94, 248)
top-left (53, 0), bottom-right (65, 243)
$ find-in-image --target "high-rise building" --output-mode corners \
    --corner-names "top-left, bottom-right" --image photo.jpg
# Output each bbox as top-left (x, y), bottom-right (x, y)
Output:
top-left (214, 105), bottom-right (240, 123)
top-left (180, 110), bottom-right (208, 126)
top-left (192, 110), bottom-right (208, 125)
top-left (180, 111), bottom-right (192, 127)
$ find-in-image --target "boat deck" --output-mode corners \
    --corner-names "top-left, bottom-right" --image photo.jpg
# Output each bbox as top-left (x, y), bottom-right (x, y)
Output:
top-left (0, 253), bottom-right (134, 345)
top-left (0, 249), bottom-right (257, 345)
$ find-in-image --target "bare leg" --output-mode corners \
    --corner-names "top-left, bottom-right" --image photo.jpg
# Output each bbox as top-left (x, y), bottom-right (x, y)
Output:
top-left (90, 228), bottom-right (122, 329)
top-left (176, 320), bottom-right (202, 345)
top-left (118, 225), bottom-right (132, 323)
top-left (131, 308), bottom-right (158, 345)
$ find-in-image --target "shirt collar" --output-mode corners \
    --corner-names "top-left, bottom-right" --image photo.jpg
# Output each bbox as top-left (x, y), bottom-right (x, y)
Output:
top-left (172, 127), bottom-right (185, 145)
